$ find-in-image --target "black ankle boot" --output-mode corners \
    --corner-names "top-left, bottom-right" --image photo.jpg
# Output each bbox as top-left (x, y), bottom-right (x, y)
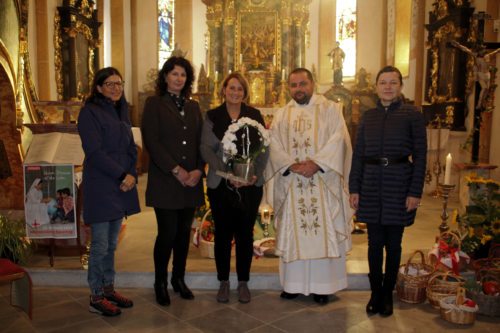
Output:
top-left (171, 278), bottom-right (194, 300)
top-left (379, 290), bottom-right (393, 317)
top-left (154, 281), bottom-right (170, 306)
top-left (366, 273), bottom-right (382, 315)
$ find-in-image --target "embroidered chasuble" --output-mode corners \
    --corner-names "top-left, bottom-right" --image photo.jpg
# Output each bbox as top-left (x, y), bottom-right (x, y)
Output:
top-left (266, 94), bottom-right (354, 264)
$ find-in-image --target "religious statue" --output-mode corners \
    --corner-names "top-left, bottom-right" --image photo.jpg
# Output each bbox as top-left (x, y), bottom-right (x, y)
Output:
top-left (171, 43), bottom-right (188, 58)
top-left (451, 40), bottom-right (500, 109)
top-left (327, 41), bottom-right (346, 86)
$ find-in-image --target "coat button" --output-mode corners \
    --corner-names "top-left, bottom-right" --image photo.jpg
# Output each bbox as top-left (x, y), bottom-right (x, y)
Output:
top-left (183, 126), bottom-right (187, 130)
top-left (182, 141), bottom-right (187, 145)
top-left (182, 156), bottom-right (186, 160)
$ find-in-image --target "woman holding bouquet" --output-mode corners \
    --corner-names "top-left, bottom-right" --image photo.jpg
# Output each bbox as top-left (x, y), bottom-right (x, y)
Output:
top-left (200, 72), bottom-right (269, 304)
top-left (142, 57), bottom-right (204, 306)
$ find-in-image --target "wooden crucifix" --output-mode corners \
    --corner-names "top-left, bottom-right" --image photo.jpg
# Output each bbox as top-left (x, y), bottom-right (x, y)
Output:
top-left (450, 12), bottom-right (500, 163)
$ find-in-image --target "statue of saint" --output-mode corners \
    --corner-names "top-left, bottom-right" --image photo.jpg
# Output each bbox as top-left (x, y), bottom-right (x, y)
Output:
top-left (327, 42), bottom-right (346, 85)
top-left (171, 43), bottom-right (188, 58)
top-left (451, 40), bottom-right (500, 109)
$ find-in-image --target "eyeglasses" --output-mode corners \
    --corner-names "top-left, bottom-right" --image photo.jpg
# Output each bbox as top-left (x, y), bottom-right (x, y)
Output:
top-left (102, 81), bottom-right (124, 89)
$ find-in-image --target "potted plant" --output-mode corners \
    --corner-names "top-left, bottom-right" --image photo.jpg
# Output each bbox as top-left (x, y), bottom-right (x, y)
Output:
top-left (458, 175), bottom-right (500, 259)
top-left (0, 213), bottom-right (34, 265)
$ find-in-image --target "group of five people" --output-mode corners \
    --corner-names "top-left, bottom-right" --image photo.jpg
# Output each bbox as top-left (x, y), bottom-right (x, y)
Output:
top-left (77, 57), bottom-right (426, 317)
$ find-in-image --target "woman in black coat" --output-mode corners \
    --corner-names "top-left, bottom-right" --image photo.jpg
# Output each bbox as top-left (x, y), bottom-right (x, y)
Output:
top-left (200, 73), bottom-right (269, 304)
top-left (142, 57), bottom-right (204, 306)
top-left (349, 66), bottom-right (427, 317)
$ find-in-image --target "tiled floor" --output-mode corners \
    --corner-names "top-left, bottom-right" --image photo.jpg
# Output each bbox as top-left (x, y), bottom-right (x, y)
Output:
top-left (3, 175), bottom-right (499, 331)
top-left (1, 285), bottom-right (498, 333)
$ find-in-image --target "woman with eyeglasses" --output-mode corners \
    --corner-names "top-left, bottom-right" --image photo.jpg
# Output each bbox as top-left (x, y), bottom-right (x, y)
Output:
top-left (78, 67), bottom-right (140, 317)
top-left (141, 57), bottom-right (204, 306)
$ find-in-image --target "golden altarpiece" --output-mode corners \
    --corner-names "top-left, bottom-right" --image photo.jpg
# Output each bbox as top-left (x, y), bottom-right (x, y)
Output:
top-left (201, 0), bottom-right (311, 108)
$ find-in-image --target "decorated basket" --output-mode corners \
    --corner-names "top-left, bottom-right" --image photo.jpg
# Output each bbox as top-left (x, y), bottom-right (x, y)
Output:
top-left (428, 231), bottom-right (469, 274)
top-left (196, 210), bottom-right (215, 258)
top-left (439, 295), bottom-right (478, 325)
top-left (466, 271), bottom-right (500, 317)
top-left (426, 271), bottom-right (466, 309)
top-left (396, 250), bottom-right (434, 303)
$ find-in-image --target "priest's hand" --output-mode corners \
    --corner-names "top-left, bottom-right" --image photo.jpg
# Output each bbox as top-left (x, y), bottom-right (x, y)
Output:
top-left (349, 193), bottom-right (359, 210)
top-left (301, 160), bottom-right (320, 178)
top-left (185, 170), bottom-right (202, 187)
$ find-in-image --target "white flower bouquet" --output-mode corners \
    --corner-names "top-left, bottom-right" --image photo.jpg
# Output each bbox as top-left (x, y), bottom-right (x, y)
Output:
top-left (220, 117), bottom-right (270, 182)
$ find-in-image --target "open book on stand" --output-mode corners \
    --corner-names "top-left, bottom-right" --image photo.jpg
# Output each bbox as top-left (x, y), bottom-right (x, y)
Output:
top-left (24, 132), bottom-right (84, 165)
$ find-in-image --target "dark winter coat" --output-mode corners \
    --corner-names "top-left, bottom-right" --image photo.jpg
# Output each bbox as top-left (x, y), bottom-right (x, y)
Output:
top-left (349, 99), bottom-right (427, 226)
top-left (78, 96), bottom-right (140, 223)
top-left (141, 94), bottom-right (204, 209)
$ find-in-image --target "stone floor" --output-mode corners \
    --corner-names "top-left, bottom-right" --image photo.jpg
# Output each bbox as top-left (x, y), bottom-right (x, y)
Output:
top-left (1, 284), bottom-right (498, 333)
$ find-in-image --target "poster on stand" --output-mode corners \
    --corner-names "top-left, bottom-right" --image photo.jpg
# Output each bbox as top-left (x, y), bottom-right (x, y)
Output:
top-left (23, 164), bottom-right (77, 239)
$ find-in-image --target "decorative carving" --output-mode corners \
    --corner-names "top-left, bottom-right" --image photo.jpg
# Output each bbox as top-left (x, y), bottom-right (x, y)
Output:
top-left (54, 0), bottom-right (100, 101)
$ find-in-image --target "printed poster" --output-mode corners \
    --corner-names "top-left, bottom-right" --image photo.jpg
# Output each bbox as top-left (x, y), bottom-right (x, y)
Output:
top-left (24, 164), bottom-right (77, 239)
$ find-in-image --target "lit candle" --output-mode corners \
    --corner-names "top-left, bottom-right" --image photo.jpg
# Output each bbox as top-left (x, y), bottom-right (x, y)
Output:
top-left (273, 55), bottom-right (276, 66)
top-left (239, 53), bottom-right (243, 64)
top-left (282, 68), bottom-right (286, 81)
top-left (444, 153), bottom-right (452, 185)
top-left (228, 69), bottom-right (232, 74)
top-left (215, 70), bottom-right (218, 82)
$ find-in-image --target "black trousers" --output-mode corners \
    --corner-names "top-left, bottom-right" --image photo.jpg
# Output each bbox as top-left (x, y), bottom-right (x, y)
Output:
top-left (207, 182), bottom-right (263, 282)
top-left (367, 223), bottom-right (405, 288)
top-left (153, 207), bottom-right (195, 283)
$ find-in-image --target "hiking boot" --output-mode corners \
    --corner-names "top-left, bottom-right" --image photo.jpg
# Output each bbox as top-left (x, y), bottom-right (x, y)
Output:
top-left (89, 297), bottom-right (121, 316)
top-left (104, 290), bottom-right (134, 308)
top-left (217, 280), bottom-right (230, 303)
top-left (237, 281), bottom-right (251, 303)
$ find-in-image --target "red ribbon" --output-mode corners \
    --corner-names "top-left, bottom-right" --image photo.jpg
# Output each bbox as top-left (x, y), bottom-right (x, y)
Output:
top-left (437, 239), bottom-right (459, 275)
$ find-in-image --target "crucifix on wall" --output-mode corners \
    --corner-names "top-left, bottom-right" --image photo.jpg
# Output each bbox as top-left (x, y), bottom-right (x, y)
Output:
top-left (450, 12), bottom-right (500, 163)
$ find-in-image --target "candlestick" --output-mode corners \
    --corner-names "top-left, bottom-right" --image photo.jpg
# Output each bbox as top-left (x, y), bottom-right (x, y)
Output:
top-left (444, 153), bottom-right (452, 185)
top-left (438, 183), bottom-right (456, 233)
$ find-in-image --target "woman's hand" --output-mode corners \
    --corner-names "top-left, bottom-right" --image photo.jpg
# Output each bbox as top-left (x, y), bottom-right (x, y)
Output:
top-left (349, 193), bottom-right (359, 210)
top-left (230, 175), bottom-right (257, 188)
top-left (406, 196), bottom-right (421, 212)
top-left (185, 170), bottom-right (202, 187)
top-left (120, 174), bottom-right (136, 192)
top-left (174, 167), bottom-right (190, 186)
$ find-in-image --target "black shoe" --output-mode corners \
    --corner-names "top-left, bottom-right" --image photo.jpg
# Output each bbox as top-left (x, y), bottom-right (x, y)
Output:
top-left (313, 294), bottom-right (329, 305)
top-left (366, 273), bottom-right (382, 315)
top-left (154, 282), bottom-right (170, 306)
top-left (366, 295), bottom-right (381, 315)
top-left (171, 278), bottom-right (195, 300)
top-left (280, 291), bottom-right (299, 299)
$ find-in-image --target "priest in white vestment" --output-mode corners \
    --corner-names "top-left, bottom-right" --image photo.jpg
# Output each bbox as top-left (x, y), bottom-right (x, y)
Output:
top-left (265, 68), bottom-right (354, 304)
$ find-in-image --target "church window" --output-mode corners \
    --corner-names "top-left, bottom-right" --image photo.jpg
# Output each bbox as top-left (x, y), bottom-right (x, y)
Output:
top-left (158, 0), bottom-right (175, 68)
top-left (336, 0), bottom-right (357, 78)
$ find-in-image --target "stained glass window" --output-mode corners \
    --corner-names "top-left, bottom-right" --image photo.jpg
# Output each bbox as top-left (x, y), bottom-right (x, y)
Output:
top-left (158, 0), bottom-right (175, 68)
top-left (336, 1), bottom-right (357, 78)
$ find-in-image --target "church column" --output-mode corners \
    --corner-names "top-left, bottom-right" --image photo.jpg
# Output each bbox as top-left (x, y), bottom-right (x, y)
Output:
top-left (223, 1), bottom-right (236, 74)
top-left (35, 0), bottom-right (51, 100)
top-left (280, 1), bottom-right (292, 75)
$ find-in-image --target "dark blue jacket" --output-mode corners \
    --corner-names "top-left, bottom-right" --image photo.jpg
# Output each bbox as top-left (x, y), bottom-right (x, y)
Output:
top-left (77, 96), bottom-right (140, 223)
top-left (349, 99), bottom-right (427, 226)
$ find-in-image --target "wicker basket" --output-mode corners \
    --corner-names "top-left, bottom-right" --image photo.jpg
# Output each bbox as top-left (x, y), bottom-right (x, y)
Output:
top-left (426, 272), bottom-right (465, 309)
top-left (472, 258), bottom-right (500, 281)
top-left (466, 271), bottom-right (500, 317)
top-left (197, 210), bottom-right (215, 258)
top-left (429, 232), bottom-right (468, 273)
top-left (396, 250), bottom-right (434, 303)
top-left (439, 295), bottom-right (478, 324)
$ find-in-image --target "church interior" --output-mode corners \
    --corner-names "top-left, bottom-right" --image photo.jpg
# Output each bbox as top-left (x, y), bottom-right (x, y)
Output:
top-left (1, 0), bottom-right (500, 331)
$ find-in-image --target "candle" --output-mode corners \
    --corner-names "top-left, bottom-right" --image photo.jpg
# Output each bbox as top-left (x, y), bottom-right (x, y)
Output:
top-left (444, 153), bottom-right (452, 185)
top-left (228, 69), bottom-right (232, 74)
top-left (239, 53), bottom-right (243, 64)
top-left (215, 70), bottom-right (218, 81)
top-left (273, 55), bottom-right (276, 66)
top-left (281, 68), bottom-right (286, 81)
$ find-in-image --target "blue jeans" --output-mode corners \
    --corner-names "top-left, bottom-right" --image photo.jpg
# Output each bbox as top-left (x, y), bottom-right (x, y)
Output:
top-left (88, 218), bottom-right (122, 296)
